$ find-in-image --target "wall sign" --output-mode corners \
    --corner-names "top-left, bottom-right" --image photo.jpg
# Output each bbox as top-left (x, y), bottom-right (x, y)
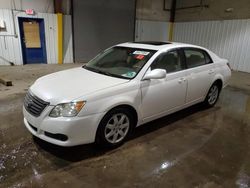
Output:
top-left (25, 9), bottom-right (35, 15)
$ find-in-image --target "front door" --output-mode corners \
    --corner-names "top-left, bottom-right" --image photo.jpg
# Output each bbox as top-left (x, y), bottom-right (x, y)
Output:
top-left (141, 50), bottom-right (187, 121)
top-left (18, 18), bottom-right (47, 64)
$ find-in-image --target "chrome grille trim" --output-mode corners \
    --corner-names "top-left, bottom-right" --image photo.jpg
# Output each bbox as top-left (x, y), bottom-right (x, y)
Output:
top-left (24, 91), bottom-right (49, 117)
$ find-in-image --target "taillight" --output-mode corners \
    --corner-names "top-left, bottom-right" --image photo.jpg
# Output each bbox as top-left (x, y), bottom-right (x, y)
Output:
top-left (227, 63), bottom-right (232, 70)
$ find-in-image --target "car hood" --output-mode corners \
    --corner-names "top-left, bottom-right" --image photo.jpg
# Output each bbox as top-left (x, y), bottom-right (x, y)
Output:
top-left (30, 67), bottom-right (129, 105)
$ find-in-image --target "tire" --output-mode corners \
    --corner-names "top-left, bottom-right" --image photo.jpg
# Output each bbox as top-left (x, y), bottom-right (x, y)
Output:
top-left (203, 82), bottom-right (221, 107)
top-left (95, 108), bottom-right (135, 148)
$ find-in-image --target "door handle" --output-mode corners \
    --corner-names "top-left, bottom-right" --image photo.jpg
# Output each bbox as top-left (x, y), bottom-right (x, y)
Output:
top-left (208, 69), bottom-right (215, 74)
top-left (178, 77), bottom-right (186, 83)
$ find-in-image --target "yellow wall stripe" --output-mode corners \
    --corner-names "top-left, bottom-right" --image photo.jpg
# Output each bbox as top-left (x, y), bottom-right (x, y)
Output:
top-left (57, 13), bottom-right (63, 64)
top-left (168, 22), bottom-right (174, 41)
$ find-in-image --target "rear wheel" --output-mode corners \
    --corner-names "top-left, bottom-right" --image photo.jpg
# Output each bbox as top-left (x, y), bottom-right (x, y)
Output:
top-left (95, 108), bottom-right (135, 148)
top-left (204, 83), bottom-right (221, 107)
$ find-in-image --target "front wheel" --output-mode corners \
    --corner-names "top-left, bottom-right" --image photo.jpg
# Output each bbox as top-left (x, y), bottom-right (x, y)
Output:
top-left (95, 108), bottom-right (135, 148)
top-left (204, 83), bottom-right (220, 107)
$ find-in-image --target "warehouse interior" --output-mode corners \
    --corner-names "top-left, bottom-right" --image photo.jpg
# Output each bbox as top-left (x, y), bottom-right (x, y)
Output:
top-left (0, 0), bottom-right (250, 187)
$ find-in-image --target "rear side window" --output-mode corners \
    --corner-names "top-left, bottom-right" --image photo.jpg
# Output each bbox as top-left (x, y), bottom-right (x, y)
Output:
top-left (204, 51), bottom-right (213, 64)
top-left (184, 49), bottom-right (212, 68)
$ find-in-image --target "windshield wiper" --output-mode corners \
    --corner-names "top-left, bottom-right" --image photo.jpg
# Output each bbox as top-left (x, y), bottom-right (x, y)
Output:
top-left (83, 66), bottom-right (129, 79)
top-left (95, 69), bottom-right (113, 77)
top-left (84, 66), bottom-right (111, 76)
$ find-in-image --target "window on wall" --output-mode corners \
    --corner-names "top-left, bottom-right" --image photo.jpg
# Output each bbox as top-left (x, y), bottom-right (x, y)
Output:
top-left (23, 21), bottom-right (41, 48)
top-left (184, 49), bottom-right (212, 68)
top-left (151, 50), bottom-right (184, 73)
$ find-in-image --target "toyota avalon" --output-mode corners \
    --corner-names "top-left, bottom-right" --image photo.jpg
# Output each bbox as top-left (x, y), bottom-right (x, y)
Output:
top-left (23, 41), bottom-right (231, 147)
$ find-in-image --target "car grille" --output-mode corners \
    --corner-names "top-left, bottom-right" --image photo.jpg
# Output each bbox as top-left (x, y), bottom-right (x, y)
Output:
top-left (24, 91), bottom-right (49, 117)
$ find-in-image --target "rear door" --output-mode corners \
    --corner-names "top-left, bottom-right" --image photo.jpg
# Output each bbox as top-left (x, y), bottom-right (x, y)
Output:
top-left (183, 48), bottom-right (215, 103)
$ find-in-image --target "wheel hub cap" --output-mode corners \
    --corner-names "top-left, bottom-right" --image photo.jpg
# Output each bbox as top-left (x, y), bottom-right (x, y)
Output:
top-left (104, 113), bottom-right (130, 144)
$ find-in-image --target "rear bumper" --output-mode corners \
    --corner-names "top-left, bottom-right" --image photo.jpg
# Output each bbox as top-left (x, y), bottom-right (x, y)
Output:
top-left (23, 106), bottom-right (105, 146)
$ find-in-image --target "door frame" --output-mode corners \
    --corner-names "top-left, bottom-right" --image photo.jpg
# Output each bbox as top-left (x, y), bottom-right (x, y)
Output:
top-left (18, 17), bottom-right (47, 64)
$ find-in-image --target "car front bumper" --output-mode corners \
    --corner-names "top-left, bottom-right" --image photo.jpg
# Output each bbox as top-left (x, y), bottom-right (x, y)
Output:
top-left (23, 106), bottom-right (105, 146)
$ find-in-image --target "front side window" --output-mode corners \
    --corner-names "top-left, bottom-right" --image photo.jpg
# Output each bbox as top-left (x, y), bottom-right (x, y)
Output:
top-left (84, 47), bottom-right (156, 79)
top-left (184, 49), bottom-right (212, 68)
top-left (151, 50), bottom-right (184, 73)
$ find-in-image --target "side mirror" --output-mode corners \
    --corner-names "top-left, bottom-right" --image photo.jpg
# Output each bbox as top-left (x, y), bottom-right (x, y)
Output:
top-left (143, 69), bottom-right (166, 80)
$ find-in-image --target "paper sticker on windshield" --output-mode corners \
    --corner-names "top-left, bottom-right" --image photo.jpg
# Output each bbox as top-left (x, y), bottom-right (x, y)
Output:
top-left (122, 72), bottom-right (136, 78)
top-left (133, 51), bottom-right (150, 56)
top-left (135, 54), bottom-right (145, 60)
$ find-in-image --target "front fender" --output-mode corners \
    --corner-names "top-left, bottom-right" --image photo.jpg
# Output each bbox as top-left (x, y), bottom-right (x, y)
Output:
top-left (77, 82), bottom-right (141, 120)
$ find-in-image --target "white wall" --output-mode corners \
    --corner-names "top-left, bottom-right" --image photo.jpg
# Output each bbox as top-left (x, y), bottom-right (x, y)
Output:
top-left (136, 19), bottom-right (250, 73)
top-left (0, 9), bottom-right (23, 65)
top-left (0, 0), bottom-right (54, 13)
top-left (174, 19), bottom-right (250, 73)
top-left (0, 9), bottom-right (73, 65)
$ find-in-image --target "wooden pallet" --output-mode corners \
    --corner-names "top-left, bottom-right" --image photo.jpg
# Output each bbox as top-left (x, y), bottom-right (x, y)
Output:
top-left (0, 78), bottom-right (12, 86)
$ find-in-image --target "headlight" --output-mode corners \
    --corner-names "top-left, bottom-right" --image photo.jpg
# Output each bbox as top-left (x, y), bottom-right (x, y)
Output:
top-left (49, 101), bottom-right (86, 117)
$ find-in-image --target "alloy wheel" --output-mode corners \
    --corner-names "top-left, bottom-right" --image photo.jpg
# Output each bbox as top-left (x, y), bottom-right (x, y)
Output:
top-left (208, 85), bottom-right (219, 105)
top-left (104, 113), bottom-right (130, 144)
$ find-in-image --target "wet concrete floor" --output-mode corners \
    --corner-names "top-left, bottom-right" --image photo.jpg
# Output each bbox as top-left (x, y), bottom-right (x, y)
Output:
top-left (0, 86), bottom-right (250, 187)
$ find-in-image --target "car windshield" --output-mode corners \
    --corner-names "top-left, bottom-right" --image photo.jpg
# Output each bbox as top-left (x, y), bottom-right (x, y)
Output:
top-left (83, 47), bottom-right (156, 79)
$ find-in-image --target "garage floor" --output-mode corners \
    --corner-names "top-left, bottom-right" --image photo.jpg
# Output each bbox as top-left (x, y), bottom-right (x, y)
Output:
top-left (0, 64), bottom-right (250, 187)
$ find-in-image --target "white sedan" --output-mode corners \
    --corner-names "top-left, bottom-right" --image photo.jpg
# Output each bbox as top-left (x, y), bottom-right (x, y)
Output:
top-left (23, 41), bottom-right (231, 147)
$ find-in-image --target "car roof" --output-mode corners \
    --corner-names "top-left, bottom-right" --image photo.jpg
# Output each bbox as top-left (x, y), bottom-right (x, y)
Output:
top-left (116, 41), bottom-right (205, 51)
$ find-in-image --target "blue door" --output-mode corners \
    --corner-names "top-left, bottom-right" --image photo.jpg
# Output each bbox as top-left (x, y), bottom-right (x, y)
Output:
top-left (18, 18), bottom-right (47, 64)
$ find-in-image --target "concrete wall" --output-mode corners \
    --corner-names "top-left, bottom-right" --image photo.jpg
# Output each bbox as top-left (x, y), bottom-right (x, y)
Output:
top-left (73, 0), bottom-right (136, 62)
top-left (175, 0), bottom-right (250, 22)
top-left (135, 20), bottom-right (169, 41)
top-left (0, 0), bottom-right (54, 13)
top-left (136, 0), bottom-right (250, 22)
top-left (63, 15), bottom-right (73, 64)
top-left (136, 0), bottom-right (170, 22)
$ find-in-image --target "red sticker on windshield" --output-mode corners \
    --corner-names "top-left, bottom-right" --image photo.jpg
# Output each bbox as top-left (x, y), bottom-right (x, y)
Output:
top-left (135, 55), bottom-right (145, 60)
